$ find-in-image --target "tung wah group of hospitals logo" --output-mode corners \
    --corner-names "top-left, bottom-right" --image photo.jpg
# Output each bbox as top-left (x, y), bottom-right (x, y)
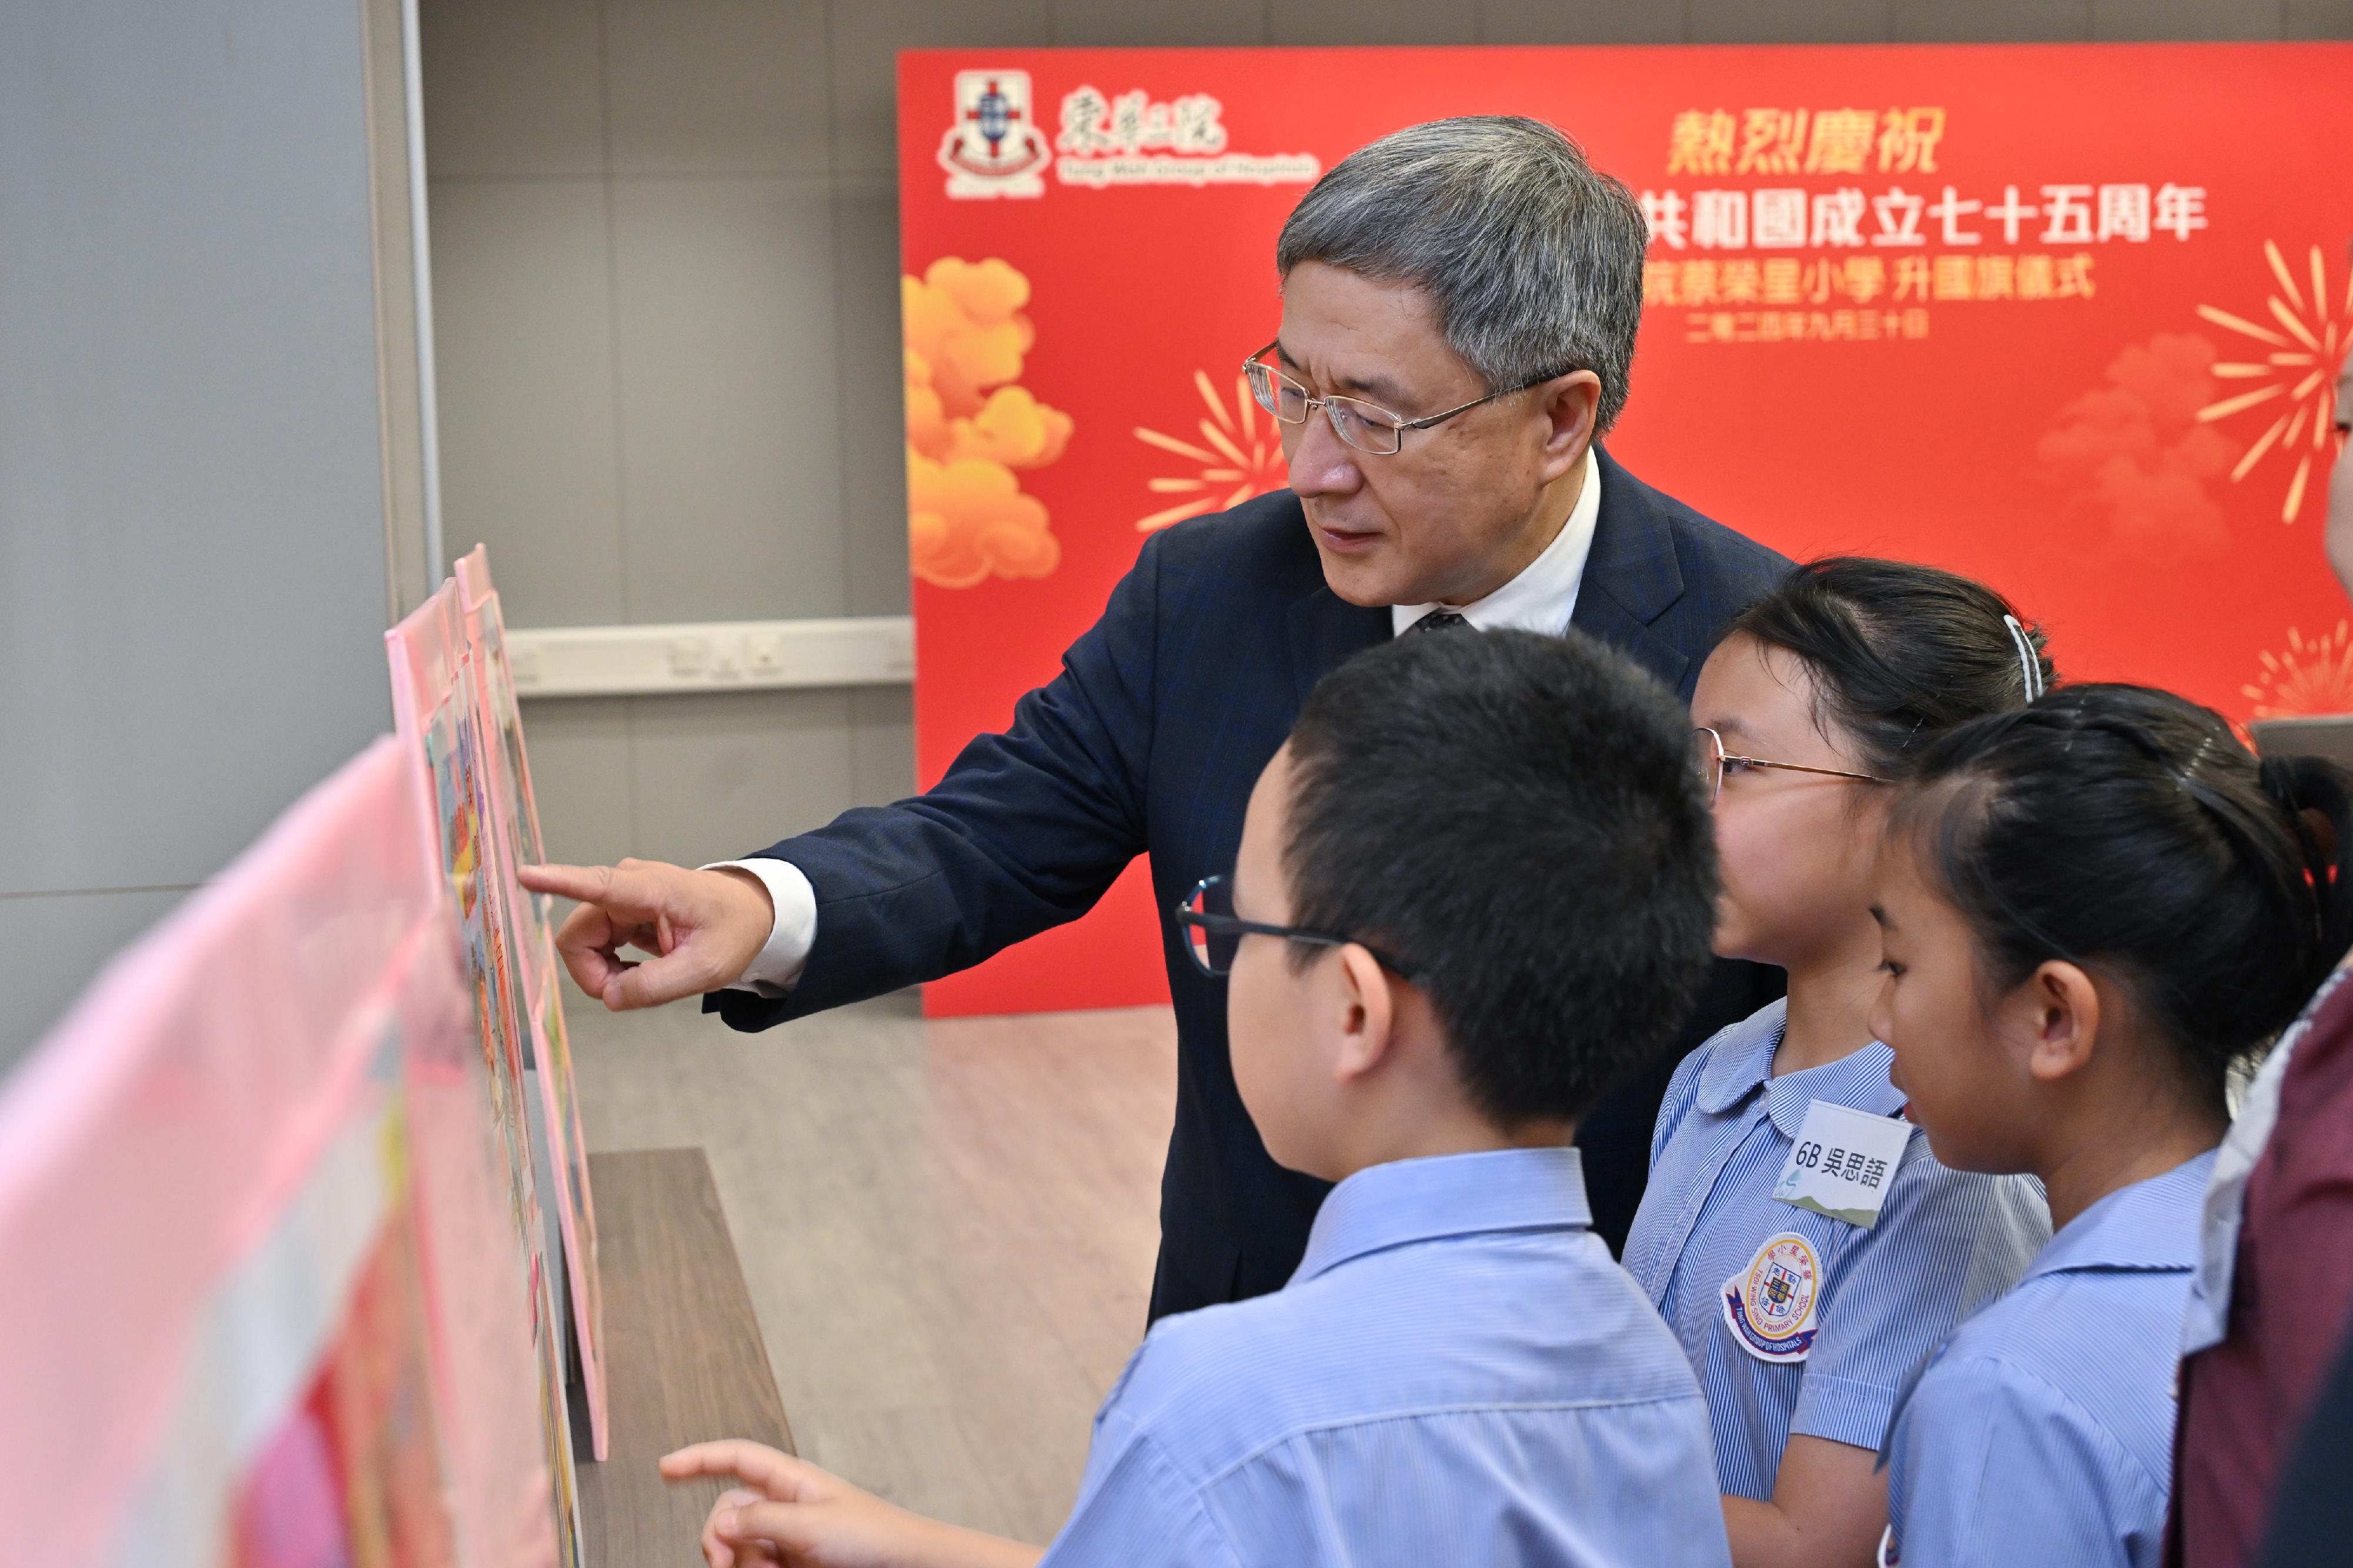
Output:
top-left (937, 70), bottom-right (1319, 199)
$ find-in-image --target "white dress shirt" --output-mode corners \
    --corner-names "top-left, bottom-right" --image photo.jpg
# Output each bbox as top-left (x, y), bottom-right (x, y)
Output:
top-left (718, 445), bottom-right (1604, 995)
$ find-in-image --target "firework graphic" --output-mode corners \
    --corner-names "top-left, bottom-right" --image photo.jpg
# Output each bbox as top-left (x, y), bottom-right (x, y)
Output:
top-left (2244, 622), bottom-right (2353, 719)
top-left (2194, 241), bottom-right (2350, 524)
top-left (1132, 371), bottom-right (1289, 532)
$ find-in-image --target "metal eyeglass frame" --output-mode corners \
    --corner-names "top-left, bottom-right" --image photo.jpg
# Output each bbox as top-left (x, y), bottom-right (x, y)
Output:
top-left (1693, 725), bottom-right (1889, 806)
top-left (1243, 340), bottom-right (1570, 456)
top-left (1172, 875), bottom-right (1417, 980)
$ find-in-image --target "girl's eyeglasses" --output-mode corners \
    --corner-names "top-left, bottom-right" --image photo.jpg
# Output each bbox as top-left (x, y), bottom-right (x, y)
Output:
top-left (1172, 875), bottom-right (1417, 980)
top-left (1692, 725), bottom-right (1889, 807)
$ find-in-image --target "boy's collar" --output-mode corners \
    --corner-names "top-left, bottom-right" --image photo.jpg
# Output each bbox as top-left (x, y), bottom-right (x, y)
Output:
top-left (1694, 997), bottom-right (1906, 1136)
top-left (1289, 1146), bottom-right (1592, 1287)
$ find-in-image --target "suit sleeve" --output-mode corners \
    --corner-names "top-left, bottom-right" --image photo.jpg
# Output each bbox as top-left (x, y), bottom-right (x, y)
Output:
top-left (706, 531), bottom-right (1164, 1029)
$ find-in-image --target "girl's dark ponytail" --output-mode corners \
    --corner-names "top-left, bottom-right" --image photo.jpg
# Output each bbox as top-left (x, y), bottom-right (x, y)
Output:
top-left (1899, 686), bottom-right (2353, 1108)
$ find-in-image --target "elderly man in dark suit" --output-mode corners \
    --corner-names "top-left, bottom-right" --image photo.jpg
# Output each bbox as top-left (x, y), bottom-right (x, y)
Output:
top-left (525, 116), bottom-right (1789, 1322)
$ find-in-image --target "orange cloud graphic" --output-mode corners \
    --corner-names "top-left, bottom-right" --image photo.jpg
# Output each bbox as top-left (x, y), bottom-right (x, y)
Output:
top-left (2037, 333), bottom-right (2244, 568)
top-left (903, 258), bottom-right (1071, 588)
top-left (908, 453), bottom-right (1060, 589)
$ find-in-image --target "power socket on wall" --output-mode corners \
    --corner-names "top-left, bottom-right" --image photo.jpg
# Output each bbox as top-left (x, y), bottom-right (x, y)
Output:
top-left (506, 618), bottom-right (914, 698)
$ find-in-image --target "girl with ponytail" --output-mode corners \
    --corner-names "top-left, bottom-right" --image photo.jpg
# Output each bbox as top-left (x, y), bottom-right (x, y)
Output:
top-left (1622, 558), bottom-right (2057, 1568)
top-left (1871, 686), bottom-right (2353, 1568)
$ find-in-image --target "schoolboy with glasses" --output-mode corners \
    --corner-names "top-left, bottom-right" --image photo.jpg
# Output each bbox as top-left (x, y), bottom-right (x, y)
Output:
top-left (661, 628), bottom-right (1734, 1568)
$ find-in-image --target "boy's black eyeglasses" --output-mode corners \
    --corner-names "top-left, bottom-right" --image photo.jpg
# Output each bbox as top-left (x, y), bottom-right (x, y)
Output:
top-left (1173, 875), bottom-right (1417, 980)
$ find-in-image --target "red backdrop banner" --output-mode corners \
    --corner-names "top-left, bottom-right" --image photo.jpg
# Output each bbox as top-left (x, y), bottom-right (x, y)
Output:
top-left (895, 42), bottom-right (2353, 1018)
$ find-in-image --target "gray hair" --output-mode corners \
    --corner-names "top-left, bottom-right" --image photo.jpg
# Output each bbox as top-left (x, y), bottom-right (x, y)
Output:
top-left (1275, 116), bottom-right (1648, 433)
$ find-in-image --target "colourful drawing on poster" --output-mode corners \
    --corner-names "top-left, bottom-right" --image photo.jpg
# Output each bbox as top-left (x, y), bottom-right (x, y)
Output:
top-left (421, 686), bottom-right (586, 1563)
top-left (455, 568), bottom-right (610, 1460)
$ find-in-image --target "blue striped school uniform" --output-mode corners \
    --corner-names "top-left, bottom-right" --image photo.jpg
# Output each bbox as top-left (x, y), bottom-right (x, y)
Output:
top-left (1621, 999), bottom-right (2051, 1498)
top-left (1039, 1146), bottom-right (1733, 1568)
top-left (1879, 1149), bottom-right (2215, 1568)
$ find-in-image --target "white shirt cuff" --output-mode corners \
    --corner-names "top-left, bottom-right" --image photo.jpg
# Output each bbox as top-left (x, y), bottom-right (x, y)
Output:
top-left (702, 858), bottom-right (817, 997)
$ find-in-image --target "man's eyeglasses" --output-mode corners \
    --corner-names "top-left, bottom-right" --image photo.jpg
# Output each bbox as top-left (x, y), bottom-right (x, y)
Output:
top-left (1174, 875), bottom-right (1416, 980)
top-left (1242, 340), bottom-right (1569, 457)
top-left (1692, 726), bottom-right (1889, 807)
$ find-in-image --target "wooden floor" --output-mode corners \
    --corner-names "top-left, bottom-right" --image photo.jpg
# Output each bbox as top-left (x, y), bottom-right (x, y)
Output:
top-left (565, 992), bottom-right (1178, 1547)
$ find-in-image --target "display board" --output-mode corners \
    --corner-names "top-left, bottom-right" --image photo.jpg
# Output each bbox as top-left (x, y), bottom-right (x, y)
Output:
top-left (896, 42), bottom-right (2353, 1017)
top-left (0, 739), bottom-right (555, 1568)
top-left (388, 573), bottom-right (601, 1563)
top-left (453, 551), bottom-right (608, 1470)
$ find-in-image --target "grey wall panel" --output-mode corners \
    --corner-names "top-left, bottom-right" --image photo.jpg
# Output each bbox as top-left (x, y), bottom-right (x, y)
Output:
top-left (1687, 0), bottom-right (1892, 41)
top-left (431, 179), bottom-right (629, 627)
top-left (1, 0), bottom-right (395, 900)
top-left (1050, 1), bottom-right (1272, 45)
top-left (1268, 0), bottom-right (1472, 45)
top-left (851, 686), bottom-right (919, 806)
top-left (2094, 0), bottom-right (2285, 38)
top-left (604, 0), bottom-right (834, 176)
top-left (2287, 0), bottom-right (2353, 36)
top-left (1891, 0), bottom-right (2092, 39)
top-left (834, 176), bottom-right (914, 619)
top-left (1477, 2), bottom-right (1689, 44)
top-left (611, 176), bottom-right (847, 623)
top-left (420, 0), bottom-right (608, 178)
top-left (521, 698), bottom-right (638, 868)
top-left (0, 889), bottom-right (197, 1073)
top-left (827, 0), bottom-right (1054, 177)
top-left (627, 690), bottom-right (859, 865)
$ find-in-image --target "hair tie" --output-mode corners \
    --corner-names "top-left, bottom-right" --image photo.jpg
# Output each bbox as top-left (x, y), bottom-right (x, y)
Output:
top-left (2003, 615), bottom-right (2044, 702)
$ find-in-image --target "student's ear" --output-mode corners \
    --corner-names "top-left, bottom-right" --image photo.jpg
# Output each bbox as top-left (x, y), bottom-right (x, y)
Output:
top-left (1329, 944), bottom-right (1395, 1086)
top-left (2018, 959), bottom-right (2102, 1085)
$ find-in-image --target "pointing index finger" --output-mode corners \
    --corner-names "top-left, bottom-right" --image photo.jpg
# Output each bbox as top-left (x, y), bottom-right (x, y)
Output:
top-left (660, 1441), bottom-right (808, 1496)
top-left (516, 862), bottom-right (617, 905)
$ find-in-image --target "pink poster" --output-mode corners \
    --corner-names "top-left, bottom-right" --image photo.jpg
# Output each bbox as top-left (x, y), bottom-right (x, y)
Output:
top-left (0, 739), bottom-right (556, 1568)
top-left (389, 583), bottom-right (592, 1554)
top-left (452, 549), bottom-right (608, 1464)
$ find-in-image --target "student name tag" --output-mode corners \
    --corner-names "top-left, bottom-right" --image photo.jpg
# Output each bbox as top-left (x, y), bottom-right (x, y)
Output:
top-left (1769, 1099), bottom-right (1912, 1229)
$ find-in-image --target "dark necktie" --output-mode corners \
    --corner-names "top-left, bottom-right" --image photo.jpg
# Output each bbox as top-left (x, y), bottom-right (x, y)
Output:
top-left (1412, 610), bottom-right (1471, 633)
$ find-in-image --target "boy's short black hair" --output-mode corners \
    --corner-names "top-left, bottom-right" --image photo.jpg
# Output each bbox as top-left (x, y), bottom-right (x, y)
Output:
top-left (1284, 628), bottom-right (1718, 1126)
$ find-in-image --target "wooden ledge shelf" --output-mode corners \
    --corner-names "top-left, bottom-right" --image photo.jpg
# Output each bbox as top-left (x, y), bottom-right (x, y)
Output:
top-left (576, 1147), bottom-right (795, 1566)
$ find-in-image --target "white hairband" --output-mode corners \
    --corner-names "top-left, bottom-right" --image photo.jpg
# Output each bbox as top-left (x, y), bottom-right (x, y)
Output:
top-left (2003, 614), bottom-right (2044, 701)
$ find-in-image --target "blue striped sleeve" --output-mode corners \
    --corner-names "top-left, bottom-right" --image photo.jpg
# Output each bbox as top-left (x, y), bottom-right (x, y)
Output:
top-left (1039, 1400), bottom-right (1243, 1568)
top-left (1889, 1353), bottom-right (2166, 1567)
top-left (1793, 1140), bottom-right (2042, 1450)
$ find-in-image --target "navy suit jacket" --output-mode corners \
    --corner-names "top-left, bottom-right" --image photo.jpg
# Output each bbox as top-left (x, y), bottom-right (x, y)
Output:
top-left (711, 446), bottom-right (1789, 1317)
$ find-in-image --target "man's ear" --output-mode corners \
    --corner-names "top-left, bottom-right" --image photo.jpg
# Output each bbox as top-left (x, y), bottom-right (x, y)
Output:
top-left (1331, 944), bottom-right (1395, 1086)
top-left (2018, 960), bottom-right (2102, 1085)
top-left (1535, 372), bottom-right (1602, 481)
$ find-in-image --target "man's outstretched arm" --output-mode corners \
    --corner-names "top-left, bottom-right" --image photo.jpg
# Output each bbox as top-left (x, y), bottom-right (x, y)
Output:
top-left (520, 531), bottom-right (1166, 1016)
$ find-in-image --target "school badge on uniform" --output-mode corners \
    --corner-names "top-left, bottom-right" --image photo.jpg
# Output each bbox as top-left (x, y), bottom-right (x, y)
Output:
top-left (1722, 1231), bottom-right (1822, 1363)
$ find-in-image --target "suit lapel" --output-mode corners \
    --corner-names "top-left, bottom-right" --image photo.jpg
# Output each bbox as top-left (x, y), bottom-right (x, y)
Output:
top-left (1285, 584), bottom-right (1391, 708)
top-left (1282, 446), bottom-right (1695, 706)
top-left (1570, 446), bottom-right (1692, 695)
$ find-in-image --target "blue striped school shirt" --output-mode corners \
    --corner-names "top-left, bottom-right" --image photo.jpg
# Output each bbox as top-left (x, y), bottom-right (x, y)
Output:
top-left (1621, 1000), bottom-right (2050, 1499)
top-left (1037, 1146), bottom-right (1734, 1567)
top-left (1879, 1149), bottom-right (2214, 1568)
